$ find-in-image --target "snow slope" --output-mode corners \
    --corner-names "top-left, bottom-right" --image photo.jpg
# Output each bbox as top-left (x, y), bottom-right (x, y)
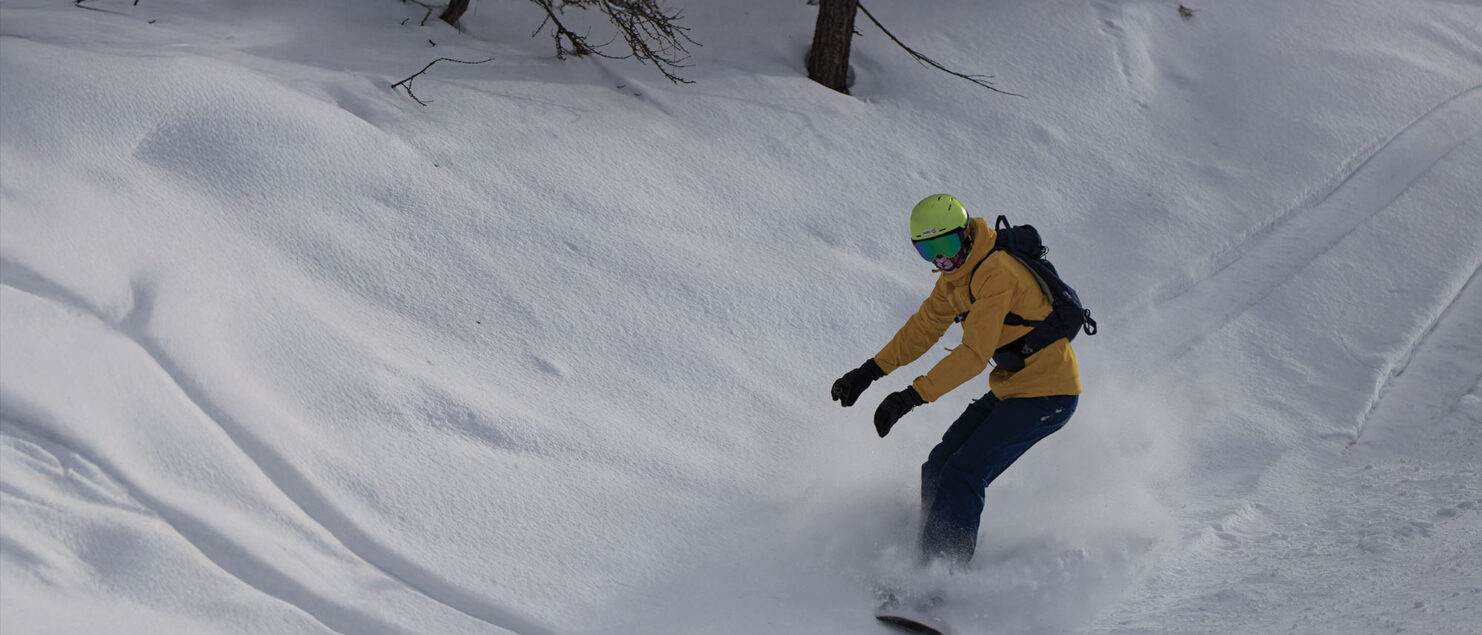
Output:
top-left (2, 0), bottom-right (1479, 633)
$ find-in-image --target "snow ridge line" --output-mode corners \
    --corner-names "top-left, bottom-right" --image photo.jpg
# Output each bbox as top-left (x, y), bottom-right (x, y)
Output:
top-left (1349, 261), bottom-right (1482, 448)
top-left (0, 263), bottom-right (558, 635)
top-left (1091, 0), bottom-right (1150, 107)
top-left (1115, 85), bottom-right (1482, 363)
top-left (1105, 84), bottom-right (1482, 336)
top-left (1162, 84), bottom-right (1482, 310)
top-left (0, 411), bottom-right (382, 635)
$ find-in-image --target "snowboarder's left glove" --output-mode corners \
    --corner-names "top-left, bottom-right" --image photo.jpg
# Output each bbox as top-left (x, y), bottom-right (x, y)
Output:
top-left (874, 387), bottom-right (924, 438)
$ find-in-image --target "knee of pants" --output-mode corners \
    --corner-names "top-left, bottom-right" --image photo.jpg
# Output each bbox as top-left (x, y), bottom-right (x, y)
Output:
top-left (921, 446), bottom-right (952, 484)
top-left (921, 460), bottom-right (937, 487)
top-left (921, 451), bottom-right (943, 477)
top-left (937, 455), bottom-right (991, 494)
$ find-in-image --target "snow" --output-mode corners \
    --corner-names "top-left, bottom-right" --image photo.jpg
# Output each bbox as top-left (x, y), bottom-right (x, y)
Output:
top-left (2, 0), bottom-right (1479, 633)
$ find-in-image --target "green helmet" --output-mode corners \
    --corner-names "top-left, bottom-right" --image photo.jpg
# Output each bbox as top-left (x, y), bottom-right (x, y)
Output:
top-left (909, 194), bottom-right (969, 241)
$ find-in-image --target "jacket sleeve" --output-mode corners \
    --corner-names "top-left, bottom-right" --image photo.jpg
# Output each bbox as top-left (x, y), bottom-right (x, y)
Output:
top-left (873, 280), bottom-right (958, 375)
top-left (909, 265), bottom-right (1011, 402)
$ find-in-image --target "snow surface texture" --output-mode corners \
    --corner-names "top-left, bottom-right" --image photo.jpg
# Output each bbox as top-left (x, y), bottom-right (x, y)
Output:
top-left (2, 0), bottom-right (1479, 633)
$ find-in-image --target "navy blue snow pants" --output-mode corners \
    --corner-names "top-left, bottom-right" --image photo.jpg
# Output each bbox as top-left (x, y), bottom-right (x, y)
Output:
top-left (919, 393), bottom-right (1078, 564)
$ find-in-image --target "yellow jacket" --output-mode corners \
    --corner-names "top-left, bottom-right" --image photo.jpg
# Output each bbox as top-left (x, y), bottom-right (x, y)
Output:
top-left (874, 217), bottom-right (1081, 402)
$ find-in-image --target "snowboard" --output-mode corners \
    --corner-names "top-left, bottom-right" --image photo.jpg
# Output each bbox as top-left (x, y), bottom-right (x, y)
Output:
top-left (875, 613), bottom-right (945, 634)
top-left (874, 586), bottom-right (946, 634)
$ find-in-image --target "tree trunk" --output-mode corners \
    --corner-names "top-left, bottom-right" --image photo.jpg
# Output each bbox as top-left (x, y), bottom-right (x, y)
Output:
top-left (806, 0), bottom-right (859, 94)
top-left (441, 0), bottom-right (471, 26)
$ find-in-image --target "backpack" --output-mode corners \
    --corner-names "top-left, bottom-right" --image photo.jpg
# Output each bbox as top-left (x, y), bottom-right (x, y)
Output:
top-left (957, 215), bottom-right (1097, 373)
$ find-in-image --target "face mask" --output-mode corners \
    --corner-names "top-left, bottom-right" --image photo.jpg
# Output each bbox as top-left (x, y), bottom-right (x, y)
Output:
top-left (913, 229), bottom-right (968, 272)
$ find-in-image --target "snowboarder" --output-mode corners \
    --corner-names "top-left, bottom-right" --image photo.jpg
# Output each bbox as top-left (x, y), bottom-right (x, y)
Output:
top-left (831, 194), bottom-right (1081, 566)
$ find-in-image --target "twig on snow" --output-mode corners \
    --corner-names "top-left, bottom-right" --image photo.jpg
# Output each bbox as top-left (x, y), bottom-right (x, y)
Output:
top-left (401, 0), bottom-right (440, 26)
top-left (73, 0), bottom-right (132, 15)
top-left (392, 56), bottom-right (496, 106)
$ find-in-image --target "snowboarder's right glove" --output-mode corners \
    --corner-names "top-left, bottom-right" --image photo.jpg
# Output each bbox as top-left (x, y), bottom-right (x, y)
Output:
top-left (874, 387), bottom-right (925, 438)
top-left (831, 359), bottom-right (885, 407)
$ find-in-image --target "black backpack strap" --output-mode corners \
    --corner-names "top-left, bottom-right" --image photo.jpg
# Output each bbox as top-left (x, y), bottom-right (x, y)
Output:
top-left (1003, 312), bottom-right (1036, 327)
top-left (992, 335), bottom-right (1035, 373)
top-left (992, 308), bottom-right (1072, 371)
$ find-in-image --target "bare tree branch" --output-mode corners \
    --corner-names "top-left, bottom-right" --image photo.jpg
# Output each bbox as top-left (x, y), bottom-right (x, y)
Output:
top-left (392, 56), bottom-right (496, 106)
top-left (529, 0), bottom-right (697, 84)
top-left (856, 2), bottom-right (1022, 97)
top-left (594, 0), bottom-right (697, 83)
top-left (530, 0), bottom-right (600, 58)
top-left (391, 1), bottom-right (695, 94)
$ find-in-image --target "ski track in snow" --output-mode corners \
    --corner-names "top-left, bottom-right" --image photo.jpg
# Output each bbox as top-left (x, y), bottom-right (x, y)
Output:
top-left (1091, 0), bottom-right (1153, 108)
top-left (1092, 280), bottom-right (1482, 633)
top-left (1153, 85), bottom-right (1482, 312)
top-left (1352, 262), bottom-right (1482, 448)
top-left (1111, 84), bottom-right (1482, 364)
top-left (0, 261), bottom-right (551, 635)
top-left (1085, 82), bottom-right (1482, 633)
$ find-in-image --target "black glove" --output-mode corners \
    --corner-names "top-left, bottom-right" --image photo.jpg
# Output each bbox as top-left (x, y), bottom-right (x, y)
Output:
top-left (874, 387), bottom-right (924, 438)
top-left (831, 359), bottom-right (885, 407)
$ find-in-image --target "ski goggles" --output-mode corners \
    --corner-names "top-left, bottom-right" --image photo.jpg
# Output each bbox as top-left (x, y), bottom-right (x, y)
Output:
top-left (912, 229), bottom-right (966, 263)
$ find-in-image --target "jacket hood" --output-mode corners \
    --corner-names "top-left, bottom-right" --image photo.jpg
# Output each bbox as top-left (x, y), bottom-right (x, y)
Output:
top-left (940, 216), bottom-right (994, 279)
